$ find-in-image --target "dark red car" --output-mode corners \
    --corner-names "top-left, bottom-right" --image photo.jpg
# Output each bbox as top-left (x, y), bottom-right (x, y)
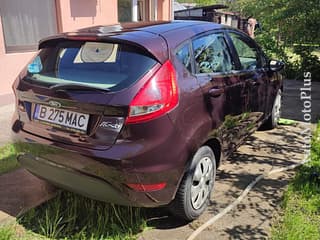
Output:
top-left (12, 21), bottom-right (283, 220)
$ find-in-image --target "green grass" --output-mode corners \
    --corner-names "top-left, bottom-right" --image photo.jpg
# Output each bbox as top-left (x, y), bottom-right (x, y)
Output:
top-left (0, 223), bottom-right (43, 240)
top-left (5, 191), bottom-right (146, 240)
top-left (271, 122), bottom-right (320, 240)
top-left (0, 144), bottom-right (19, 175)
top-left (0, 225), bottom-right (15, 240)
top-left (0, 191), bottom-right (146, 239)
top-left (0, 191), bottom-right (146, 240)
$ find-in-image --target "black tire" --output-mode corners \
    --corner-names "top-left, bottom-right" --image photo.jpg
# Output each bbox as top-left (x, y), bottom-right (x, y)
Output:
top-left (169, 146), bottom-right (216, 221)
top-left (262, 89), bottom-right (282, 130)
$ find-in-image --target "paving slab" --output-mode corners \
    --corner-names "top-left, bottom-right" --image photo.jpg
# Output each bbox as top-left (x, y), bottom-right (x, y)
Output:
top-left (0, 168), bottom-right (57, 224)
top-left (0, 103), bottom-right (14, 147)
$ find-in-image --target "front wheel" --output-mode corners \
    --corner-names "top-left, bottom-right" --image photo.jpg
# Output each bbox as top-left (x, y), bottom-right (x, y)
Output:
top-left (169, 146), bottom-right (216, 221)
top-left (263, 89), bottom-right (281, 130)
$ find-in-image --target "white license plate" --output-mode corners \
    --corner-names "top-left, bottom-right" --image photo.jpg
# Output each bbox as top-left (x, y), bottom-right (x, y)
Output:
top-left (34, 104), bottom-right (89, 133)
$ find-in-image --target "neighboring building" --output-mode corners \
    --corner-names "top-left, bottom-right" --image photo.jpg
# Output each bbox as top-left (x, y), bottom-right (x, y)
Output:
top-left (0, 0), bottom-right (173, 95)
top-left (174, 4), bottom-right (247, 31)
top-left (173, 1), bottom-right (186, 12)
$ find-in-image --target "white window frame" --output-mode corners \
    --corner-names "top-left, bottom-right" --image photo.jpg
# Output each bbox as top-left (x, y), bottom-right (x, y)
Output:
top-left (150, 0), bottom-right (157, 21)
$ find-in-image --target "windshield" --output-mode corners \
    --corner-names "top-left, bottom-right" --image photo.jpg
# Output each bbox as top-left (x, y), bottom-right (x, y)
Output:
top-left (26, 41), bottom-right (157, 91)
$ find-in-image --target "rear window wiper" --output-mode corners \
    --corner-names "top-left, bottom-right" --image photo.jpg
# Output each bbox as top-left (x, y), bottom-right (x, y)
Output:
top-left (50, 83), bottom-right (111, 93)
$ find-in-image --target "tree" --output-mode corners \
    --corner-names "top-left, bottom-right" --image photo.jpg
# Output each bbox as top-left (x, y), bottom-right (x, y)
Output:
top-left (176, 0), bottom-right (220, 6)
top-left (231, 0), bottom-right (319, 45)
top-left (228, 0), bottom-right (320, 79)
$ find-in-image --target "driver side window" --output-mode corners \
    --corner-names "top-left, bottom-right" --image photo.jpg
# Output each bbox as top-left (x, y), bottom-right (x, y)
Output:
top-left (192, 33), bottom-right (234, 74)
top-left (229, 32), bottom-right (261, 70)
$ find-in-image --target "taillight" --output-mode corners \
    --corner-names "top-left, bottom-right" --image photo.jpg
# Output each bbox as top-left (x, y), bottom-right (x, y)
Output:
top-left (126, 60), bottom-right (179, 124)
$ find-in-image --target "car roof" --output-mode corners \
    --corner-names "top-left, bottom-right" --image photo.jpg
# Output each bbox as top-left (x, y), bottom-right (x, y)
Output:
top-left (75, 20), bottom-right (223, 35)
top-left (39, 21), bottom-right (233, 63)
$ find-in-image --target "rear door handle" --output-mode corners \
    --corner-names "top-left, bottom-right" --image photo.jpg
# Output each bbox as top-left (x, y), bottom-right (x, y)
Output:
top-left (209, 87), bottom-right (224, 98)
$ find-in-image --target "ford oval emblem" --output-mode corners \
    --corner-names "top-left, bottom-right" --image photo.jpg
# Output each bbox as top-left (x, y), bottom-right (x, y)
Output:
top-left (48, 100), bottom-right (61, 108)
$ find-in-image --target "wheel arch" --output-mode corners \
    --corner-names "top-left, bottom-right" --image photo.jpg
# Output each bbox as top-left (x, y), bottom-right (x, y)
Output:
top-left (203, 138), bottom-right (222, 168)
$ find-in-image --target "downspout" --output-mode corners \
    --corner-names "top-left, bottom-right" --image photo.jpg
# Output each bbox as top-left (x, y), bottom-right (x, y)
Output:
top-left (171, 0), bottom-right (174, 20)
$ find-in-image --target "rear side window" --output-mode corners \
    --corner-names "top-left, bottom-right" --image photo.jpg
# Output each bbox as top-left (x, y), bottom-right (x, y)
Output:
top-left (176, 42), bottom-right (192, 72)
top-left (192, 33), bottom-right (234, 74)
top-left (27, 41), bottom-right (157, 91)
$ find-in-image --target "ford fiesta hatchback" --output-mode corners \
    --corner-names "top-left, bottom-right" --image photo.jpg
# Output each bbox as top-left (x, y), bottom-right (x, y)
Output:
top-left (12, 21), bottom-right (284, 221)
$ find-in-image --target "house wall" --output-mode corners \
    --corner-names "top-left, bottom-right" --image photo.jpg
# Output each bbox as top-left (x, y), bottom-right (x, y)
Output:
top-left (157, 0), bottom-right (171, 20)
top-left (57, 0), bottom-right (118, 32)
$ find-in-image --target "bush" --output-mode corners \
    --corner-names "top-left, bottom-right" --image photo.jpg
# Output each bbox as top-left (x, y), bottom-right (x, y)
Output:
top-left (255, 33), bottom-right (320, 80)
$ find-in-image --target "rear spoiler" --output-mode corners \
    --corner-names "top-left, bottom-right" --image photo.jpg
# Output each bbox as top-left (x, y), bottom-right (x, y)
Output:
top-left (38, 32), bottom-right (168, 64)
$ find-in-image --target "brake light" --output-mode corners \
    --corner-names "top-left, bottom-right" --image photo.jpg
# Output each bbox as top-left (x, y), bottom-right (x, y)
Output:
top-left (126, 60), bottom-right (179, 124)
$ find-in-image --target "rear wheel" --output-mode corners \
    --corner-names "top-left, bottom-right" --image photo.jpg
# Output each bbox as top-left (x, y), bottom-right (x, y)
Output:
top-left (170, 146), bottom-right (216, 221)
top-left (263, 89), bottom-right (281, 130)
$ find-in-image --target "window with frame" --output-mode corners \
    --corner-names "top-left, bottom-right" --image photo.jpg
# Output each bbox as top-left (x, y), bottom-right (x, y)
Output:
top-left (192, 33), bottom-right (234, 74)
top-left (0, 0), bottom-right (57, 53)
top-left (229, 32), bottom-right (262, 70)
top-left (118, 0), bottom-right (132, 22)
top-left (176, 42), bottom-right (192, 72)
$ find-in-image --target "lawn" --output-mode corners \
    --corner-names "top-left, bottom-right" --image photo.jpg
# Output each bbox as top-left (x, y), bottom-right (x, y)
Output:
top-left (271, 122), bottom-right (320, 240)
top-left (19, 191), bottom-right (146, 240)
top-left (0, 191), bottom-right (147, 240)
top-left (0, 144), bottom-right (19, 175)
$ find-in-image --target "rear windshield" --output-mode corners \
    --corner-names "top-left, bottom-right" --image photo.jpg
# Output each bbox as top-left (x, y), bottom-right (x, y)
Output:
top-left (26, 41), bottom-right (157, 91)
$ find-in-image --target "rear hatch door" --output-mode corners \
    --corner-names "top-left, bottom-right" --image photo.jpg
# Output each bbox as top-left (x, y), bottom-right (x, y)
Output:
top-left (16, 36), bottom-right (163, 150)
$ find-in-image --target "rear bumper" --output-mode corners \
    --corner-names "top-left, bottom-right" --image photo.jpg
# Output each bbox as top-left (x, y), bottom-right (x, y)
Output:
top-left (12, 108), bottom-right (189, 207)
top-left (18, 153), bottom-right (132, 206)
top-left (13, 122), bottom-right (188, 207)
top-left (17, 149), bottom-right (183, 207)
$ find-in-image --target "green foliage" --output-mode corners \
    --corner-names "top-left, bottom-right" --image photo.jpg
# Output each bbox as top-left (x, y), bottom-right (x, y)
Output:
top-left (271, 123), bottom-right (320, 239)
top-left (176, 0), bottom-right (220, 6)
top-left (227, 0), bottom-right (320, 80)
top-left (293, 46), bottom-right (320, 80)
top-left (19, 191), bottom-right (146, 240)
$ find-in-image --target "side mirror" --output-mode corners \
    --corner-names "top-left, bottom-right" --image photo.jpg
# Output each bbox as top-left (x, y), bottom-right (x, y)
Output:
top-left (269, 59), bottom-right (284, 72)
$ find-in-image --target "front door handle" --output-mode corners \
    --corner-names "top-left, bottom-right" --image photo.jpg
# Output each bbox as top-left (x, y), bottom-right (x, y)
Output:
top-left (209, 87), bottom-right (224, 98)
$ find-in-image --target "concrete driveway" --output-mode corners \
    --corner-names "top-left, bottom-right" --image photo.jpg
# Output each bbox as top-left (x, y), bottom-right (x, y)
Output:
top-left (0, 93), bottom-right (14, 146)
top-left (140, 122), bottom-right (309, 240)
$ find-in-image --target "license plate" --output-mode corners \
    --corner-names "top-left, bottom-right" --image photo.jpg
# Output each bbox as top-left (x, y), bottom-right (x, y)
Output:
top-left (34, 104), bottom-right (89, 133)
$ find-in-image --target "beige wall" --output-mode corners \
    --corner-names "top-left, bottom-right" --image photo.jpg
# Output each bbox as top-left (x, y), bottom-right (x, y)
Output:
top-left (56, 0), bottom-right (118, 32)
top-left (157, 0), bottom-right (171, 21)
